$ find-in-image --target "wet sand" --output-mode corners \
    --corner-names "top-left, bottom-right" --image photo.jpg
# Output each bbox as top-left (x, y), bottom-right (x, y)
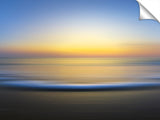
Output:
top-left (1, 88), bottom-right (160, 120)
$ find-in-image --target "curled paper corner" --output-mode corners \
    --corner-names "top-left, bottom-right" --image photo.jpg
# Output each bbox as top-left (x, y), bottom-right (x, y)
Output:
top-left (136, 0), bottom-right (160, 23)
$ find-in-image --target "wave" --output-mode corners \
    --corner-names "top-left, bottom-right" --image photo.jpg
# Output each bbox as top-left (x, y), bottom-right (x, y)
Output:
top-left (1, 73), bottom-right (160, 91)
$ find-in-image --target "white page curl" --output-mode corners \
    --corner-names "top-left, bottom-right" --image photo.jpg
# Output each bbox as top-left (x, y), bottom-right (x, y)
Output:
top-left (137, 0), bottom-right (160, 23)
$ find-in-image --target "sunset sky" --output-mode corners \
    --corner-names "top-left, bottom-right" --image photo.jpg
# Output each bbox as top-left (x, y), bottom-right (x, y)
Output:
top-left (1, 0), bottom-right (160, 57)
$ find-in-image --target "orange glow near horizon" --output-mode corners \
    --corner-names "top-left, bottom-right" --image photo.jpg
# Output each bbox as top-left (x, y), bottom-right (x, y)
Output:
top-left (1, 19), bottom-right (160, 57)
top-left (1, 42), bottom-right (160, 57)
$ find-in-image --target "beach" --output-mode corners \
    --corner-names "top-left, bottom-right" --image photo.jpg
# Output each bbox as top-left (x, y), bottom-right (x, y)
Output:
top-left (0, 58), bottom-right (160, 119)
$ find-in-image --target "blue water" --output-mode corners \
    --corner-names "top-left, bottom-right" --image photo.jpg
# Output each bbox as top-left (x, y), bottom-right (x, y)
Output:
top-left (0, 58), bottom-right (160, 91)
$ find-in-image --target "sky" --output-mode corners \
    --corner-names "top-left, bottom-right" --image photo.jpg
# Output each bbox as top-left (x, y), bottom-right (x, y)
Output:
top-left (0, 0), bottom-right (160, 57)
